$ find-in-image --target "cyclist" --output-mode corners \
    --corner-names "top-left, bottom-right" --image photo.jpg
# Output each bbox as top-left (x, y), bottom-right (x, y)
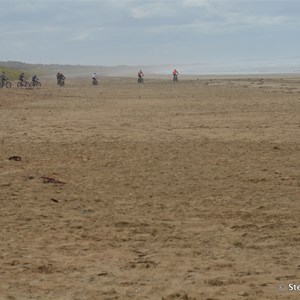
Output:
top-left (32, 74), bottom-right (39, 83)
top-left (173, 69), bottom-right (179, 81)
top-left (1, 72), bottom-right (8, 86)
top-left (19, 72), bottom-right (25, 83)
top-left (92, 72), bottom-right (98, 84)
top-left (56, 72), bottom-right (61, 85)
top-left (57, 72), bottom-right (66, 85)
top-left (138, 70), bottom-right (144, 83)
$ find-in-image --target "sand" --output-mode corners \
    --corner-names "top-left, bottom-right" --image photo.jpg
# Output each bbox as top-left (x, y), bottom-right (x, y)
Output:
top-left (0, 76), bottom-right (299, 300)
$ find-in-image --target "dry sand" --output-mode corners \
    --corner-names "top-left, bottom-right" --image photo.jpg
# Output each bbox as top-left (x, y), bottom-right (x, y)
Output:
top-left (0, 76), bottom-right (299, 300)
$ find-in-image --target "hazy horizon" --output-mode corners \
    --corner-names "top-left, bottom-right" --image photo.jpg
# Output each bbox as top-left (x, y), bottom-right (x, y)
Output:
top-left (2, 57), bottom-right (300, 76)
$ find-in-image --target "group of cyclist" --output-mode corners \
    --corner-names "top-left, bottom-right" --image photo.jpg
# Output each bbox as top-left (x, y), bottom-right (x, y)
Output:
top-left (56, 72), bottom-right (66, 86)
top-left (1, 71), bottom-right (40, 88)
top-left (18, 72), bottom-right (40, 84)
top-left (91, 69), bottom-right (179, 84)
top-left (92, 69), bottom-right (179, 85)
top-left (1, 68), bottom-right (180, 88)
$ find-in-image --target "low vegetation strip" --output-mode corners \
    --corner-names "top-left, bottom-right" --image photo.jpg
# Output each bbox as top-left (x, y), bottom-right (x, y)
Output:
top-left (0, 66), bottom-right (23, 81)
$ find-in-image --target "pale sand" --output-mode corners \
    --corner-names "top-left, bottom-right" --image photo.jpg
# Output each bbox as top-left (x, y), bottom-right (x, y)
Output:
top-left (0, 76), bottom-right (299, 299)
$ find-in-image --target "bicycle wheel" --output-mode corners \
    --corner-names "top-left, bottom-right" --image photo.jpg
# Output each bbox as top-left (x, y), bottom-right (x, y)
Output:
top-left (25, 81), bottom-right (30, 88)
top-left (17, 82), bottom-right (22, 88)
top-left (29, 82), bottom-right (35, 88)
top-left (36, 82), bottom-right (41, 88)
top-left (6, 81), bottom-right (12, 88)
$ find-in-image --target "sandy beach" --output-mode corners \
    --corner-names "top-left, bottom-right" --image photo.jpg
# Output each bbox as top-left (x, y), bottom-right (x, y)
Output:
top-left (0, 76), bottom-right (299, 299)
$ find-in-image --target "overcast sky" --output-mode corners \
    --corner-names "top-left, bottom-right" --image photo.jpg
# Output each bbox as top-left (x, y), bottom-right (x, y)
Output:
top-left (1, 0), bottom-right (300, 67)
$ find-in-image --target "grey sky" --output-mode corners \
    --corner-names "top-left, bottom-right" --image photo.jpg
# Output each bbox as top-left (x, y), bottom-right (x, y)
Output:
top-left (1, 0), bottom-right (300, 67)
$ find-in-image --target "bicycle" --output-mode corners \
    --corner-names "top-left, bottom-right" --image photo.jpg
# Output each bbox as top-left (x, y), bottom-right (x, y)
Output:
top-left (59, 78), bottom-right (65, 86)
top-left (1, 79), bottom-right (12, 88)
top-left (17, 80), bottom-right (30, 88)
top-left (29, 80), bottom-right (41, 88)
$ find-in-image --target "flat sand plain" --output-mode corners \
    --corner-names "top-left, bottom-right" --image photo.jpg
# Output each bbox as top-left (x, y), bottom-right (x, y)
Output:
top-left (0, 76), bottom-right (299, 300)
